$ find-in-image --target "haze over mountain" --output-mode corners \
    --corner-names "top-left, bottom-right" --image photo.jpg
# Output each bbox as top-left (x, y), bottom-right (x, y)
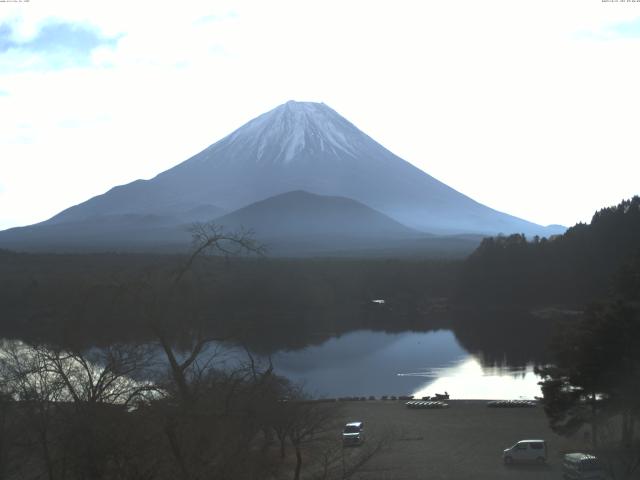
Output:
top-left (214, 190), bottom-right (430, 256)
top-left (216, 190), bottom-right (418, 239)
top-left (0, 100), bottom-right (563, 254)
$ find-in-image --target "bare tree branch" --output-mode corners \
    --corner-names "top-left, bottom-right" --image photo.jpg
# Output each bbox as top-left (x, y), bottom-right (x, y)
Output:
top-left (174, 222), bottom-right (265, 284)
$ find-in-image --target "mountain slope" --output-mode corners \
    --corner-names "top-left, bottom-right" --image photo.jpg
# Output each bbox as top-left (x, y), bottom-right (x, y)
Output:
top-left (44, 101), bottom-right (561, 236)
top-left (215, 190), bottom-right (419, 239)
top-left (208, 190), bottom-right (428, 256)
top-left (0, 214), bottom-right (191, 252)
top-left (0, 190), bottom-right (486, 257)
top-left (210, 190), bottom-right (488, 257)
top-left (0, 204), bottom-right (227, 253)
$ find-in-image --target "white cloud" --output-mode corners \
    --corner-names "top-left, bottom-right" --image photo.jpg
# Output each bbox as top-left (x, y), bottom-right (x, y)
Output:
top-left (1, 0), bottom-right (639, 230)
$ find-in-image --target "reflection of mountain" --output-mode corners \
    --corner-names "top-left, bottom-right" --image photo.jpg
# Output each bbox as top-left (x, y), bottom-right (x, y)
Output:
top-left (269, 329), bottom-right (543, 398)
top-left (272, 330), bottom-right (468, 397)
top-left (235, 301), bottom-right (555, 368)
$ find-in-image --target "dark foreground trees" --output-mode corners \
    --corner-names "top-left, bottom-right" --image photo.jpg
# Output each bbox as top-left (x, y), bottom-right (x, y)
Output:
top-left (537, 303), bottom-right (640, 438)
top-left (0, 340), bottom-right (387, 480)
top-left (0, 223), bottom-right (388, 479)
top-left (0, 341), bottom-right (159, 480)
top-left (536, 252), bottom-right (640, 478)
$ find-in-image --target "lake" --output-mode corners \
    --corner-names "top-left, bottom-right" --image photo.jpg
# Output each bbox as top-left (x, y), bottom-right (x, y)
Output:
top-left (269, 329), bottom-right (542, 400)
top-left (0, 324), bottom-right (545, 401)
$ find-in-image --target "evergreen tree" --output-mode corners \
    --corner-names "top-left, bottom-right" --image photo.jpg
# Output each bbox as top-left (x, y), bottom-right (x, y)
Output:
top-left (537, 253), bottom-right (640, 448)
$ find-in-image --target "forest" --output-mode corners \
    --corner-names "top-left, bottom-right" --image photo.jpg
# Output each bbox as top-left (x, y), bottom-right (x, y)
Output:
top-left (0, 248), bottom-right (458, 351)
top-left (457, 196), bottom-right (640, 307)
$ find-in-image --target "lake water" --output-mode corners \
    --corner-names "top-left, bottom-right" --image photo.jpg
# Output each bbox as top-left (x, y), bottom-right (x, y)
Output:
top-left (270, 329), bottom-right (541, 400)
top-left (1, 327), bottom-right (543, 401)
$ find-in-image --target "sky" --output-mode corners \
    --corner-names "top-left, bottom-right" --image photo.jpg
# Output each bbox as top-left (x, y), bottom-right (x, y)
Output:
top-left (1, 0), bottom-right (639, 230)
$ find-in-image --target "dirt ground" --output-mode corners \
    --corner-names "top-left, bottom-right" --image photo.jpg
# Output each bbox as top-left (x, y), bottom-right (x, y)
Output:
top-left (335, 400), bottom-right (585, 480)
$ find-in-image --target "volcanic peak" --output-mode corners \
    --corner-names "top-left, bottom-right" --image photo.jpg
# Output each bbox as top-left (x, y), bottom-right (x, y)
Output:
top-left (223, 100), bottom-right (361, 164)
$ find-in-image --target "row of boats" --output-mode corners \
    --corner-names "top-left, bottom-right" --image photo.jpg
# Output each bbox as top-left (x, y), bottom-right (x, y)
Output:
top-left (405, 399), bottom-right (538, 409)
top-left (405, 401), bottom-right (449, 409)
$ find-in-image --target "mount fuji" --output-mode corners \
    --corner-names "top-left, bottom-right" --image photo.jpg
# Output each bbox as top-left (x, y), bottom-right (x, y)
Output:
top-left (0, 101), bottom-right (563, 255)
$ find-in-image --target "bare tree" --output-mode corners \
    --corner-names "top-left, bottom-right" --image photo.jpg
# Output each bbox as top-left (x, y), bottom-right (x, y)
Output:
top-left (152, 222), bottom-right (265, 405)
top-left (176, 222), bottom-right (265, 284)
top-left (274, 394), bottom-right (390, 480)
top-left (39, 343), bottom-right (159, 408)
top-left (120, 223), bottom-right (274, 480)
top-left (0, 341), bottom-right (67, 480)
top-left (283, 397), bottom-right (339, 480)
top-left (0, 340), bottom-right (162, 480)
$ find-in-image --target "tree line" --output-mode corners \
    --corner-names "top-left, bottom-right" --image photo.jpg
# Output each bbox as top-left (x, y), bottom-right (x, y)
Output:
top-left (457, 196), bottom-right (640, 307)
top-left (0, 247), bottom-right (457, 352)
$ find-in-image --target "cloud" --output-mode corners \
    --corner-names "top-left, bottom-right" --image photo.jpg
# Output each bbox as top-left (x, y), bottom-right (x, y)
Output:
top-left (608, 17), bottom-right (640, 38)
top-left (0, 20), bottom-right (120, 71)
top-left (0, 23), bottom-right (11, 51)
top-left (574, 14), bottom-right (640, 41)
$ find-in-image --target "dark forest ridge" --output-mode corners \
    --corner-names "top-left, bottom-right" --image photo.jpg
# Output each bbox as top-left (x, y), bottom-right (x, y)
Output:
top-left (0, 101), bottom-right (564, 254)
top-left (457, 195), bottom-right (640, 306)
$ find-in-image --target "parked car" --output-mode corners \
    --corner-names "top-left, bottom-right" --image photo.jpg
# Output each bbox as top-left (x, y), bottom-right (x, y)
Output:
top-left (502, 439), bottom-right (547, 464)
top-left (563, 453), bottom-right (610, 480)
top-left (342, 421), bottom-right (364, 446)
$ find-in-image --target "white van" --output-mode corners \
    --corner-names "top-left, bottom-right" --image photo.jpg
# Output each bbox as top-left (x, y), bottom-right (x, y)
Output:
top-left (342, 421), bottom-right (364, 446)
top-left (502, 439), bottom-right (547, 464)
top-left (563, 453), bottom-right (610, 480)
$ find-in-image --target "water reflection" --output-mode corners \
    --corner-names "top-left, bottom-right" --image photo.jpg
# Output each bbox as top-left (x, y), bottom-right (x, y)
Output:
top-left (1, 325), bottom-right (544, 401)
top-left (411, 358), bottom-right (540, 400)
top-left (271, 330), bottom-right (541, 399)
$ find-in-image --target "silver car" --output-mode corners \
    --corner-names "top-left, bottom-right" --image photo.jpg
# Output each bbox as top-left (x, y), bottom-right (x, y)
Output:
top-left (342, 421), bottom-right (364, 446)
top-left (503, 439), bottom-right (547, 464)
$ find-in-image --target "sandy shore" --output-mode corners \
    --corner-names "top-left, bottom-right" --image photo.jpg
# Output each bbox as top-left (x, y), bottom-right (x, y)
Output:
top-left (335, 400), bottom-right (584, 480)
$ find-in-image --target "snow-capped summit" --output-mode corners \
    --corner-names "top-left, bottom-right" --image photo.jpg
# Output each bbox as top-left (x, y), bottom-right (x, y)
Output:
top-left (222, 101), bottom-right (359, 163)
top-left (2, 100), bottom-right (564, 253)
top-left (194, 100), bottom-right (368, 168)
